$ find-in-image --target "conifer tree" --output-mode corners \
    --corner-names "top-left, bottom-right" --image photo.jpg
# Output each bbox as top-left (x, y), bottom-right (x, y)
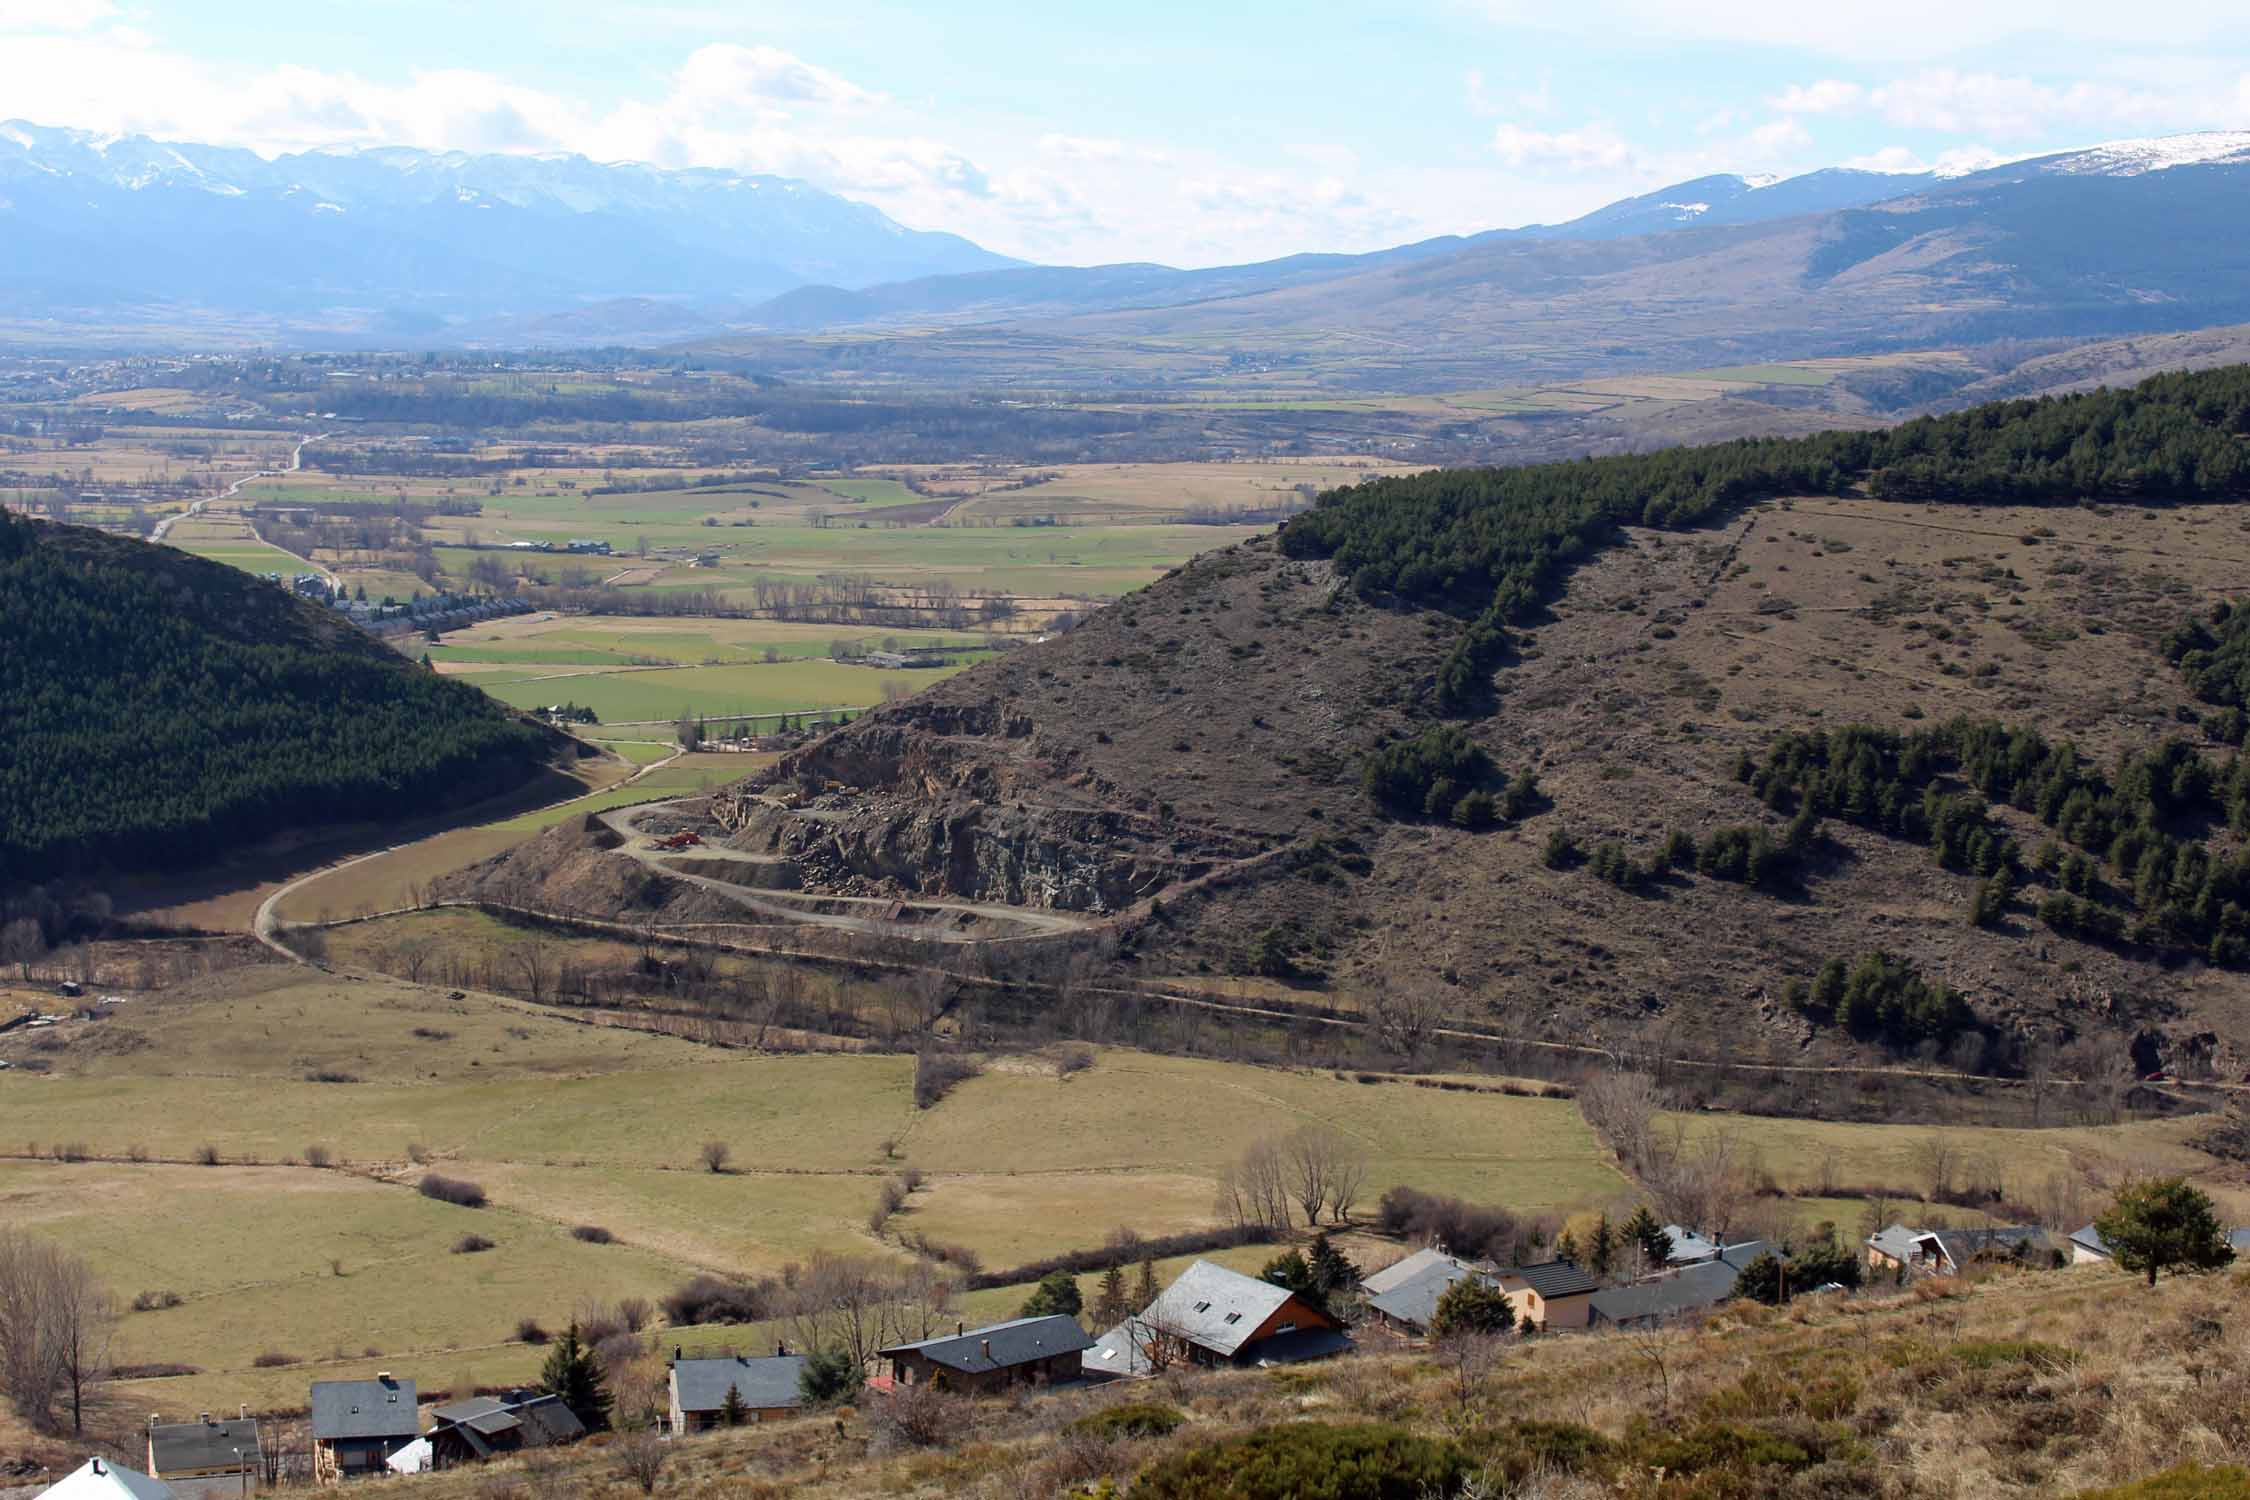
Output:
top-left (539, 1320), bottom-right (612, 1431)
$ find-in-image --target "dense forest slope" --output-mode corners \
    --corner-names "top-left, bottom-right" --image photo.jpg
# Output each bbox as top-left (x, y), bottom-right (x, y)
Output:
top-left (0, 515), bottom-right (562, 883)
top-left (458, 369), bottom-right (2250, 1085)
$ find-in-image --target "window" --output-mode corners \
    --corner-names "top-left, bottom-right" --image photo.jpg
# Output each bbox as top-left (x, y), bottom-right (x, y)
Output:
top-left (1222, 1312), bottom-right (1241, 1324)
top-left (1192, 1301), bottom-right (1211, 1313)
top-left (1274, 1321), bottom-right (1296, 1334)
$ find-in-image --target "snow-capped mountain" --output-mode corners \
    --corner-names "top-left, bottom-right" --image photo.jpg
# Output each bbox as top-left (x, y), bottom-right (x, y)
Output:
top-left (0, 120), bottom-right (1016, 339)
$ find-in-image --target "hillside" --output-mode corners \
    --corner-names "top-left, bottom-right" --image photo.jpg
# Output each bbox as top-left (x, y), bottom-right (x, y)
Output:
top-left (0, 515), bottom-right (565, 885)
top-left (703, 136), bottom-right (2250, 393)
top-left (447, 367), bottom-right (2250, 1088)
top-left (295, 1258), bottom-right (2250, 1500)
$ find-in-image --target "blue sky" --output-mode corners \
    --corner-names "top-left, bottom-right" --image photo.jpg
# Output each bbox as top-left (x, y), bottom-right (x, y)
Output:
top-left (4, 0), bottom-right (2247, 265)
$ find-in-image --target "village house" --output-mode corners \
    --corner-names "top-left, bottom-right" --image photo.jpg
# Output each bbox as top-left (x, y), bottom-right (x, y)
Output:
top-left (879, 1316), bottom-right (1093, 1393)
top-left (1589, 1258), bottom-right (1744, 1328)
top-left (1085, 1259), bottom-right (1350, 1378)
top-left (421, 1391), bottom-right (584, 1469)
top-left (1361, 1249), bottom-right (1495, 1336)
top-left (308, 1375), bottom-right (417, 1484)
top-left (1494, 1260), bottom-right (1602, 1330)
top-left (1865, 1225), bottom-right (2059, 1276)
top-left (668, 1352), bottom-right (807, 1430)
top-left (145, 1410), bottom-right (261, 1494)
top-left (37, 1458), bottom-right (176, 1500)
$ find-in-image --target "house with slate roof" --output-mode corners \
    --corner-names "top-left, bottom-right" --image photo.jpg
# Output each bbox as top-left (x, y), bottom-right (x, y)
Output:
top-left (878, 1315), bottom-right (1093, 1393)
top-left (1494, 1260), bottom-right (1601, 1330)
top-left (38, 1458), bottom-right (176, 1500)
top-left (1867, 1225), bottom-right (2060, 1277)
top-left (1363, 1251), bottom-right (1492, 1336)
top-left (668, 1352), bottom-right (808, 1430)
top-left (1588, 1258), bottom-right (1745, 1328)
top-left (308, 1375), bottom-right (417, 1484)
top-left (1085, 1259), bottom-right (1350, 1378)
top-left (424, 1391), bottom-right (584, 1469)
top-left (145, 1410), bottom-right (260, 1495)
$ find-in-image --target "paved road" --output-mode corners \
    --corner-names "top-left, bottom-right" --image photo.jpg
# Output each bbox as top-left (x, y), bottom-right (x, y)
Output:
top-left (152, 432), bottom-right (333, 585)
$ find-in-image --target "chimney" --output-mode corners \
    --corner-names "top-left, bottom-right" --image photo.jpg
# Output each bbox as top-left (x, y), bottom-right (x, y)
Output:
top-left (148, 1414), bottom-right (160, 1430)
top-left (377, 1371), bottom-right (393, 1383)
top-left (240, 1404), bottom-right (249, 1421)
top-left (92, 1460), bottom-right (107, 1476)
top-left (980, 1339), bottom-right (992, 1361)
top-left (674, 1345), bottom-right (682, 1363)
top-left (200, 1412), bottom-right (212, 1425)
top-left (956, 1322), bottom-right (964, 1337)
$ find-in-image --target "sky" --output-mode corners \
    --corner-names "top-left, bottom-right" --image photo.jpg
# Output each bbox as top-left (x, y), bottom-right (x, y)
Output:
top-left (4, 0), bottom-right (2249, 267)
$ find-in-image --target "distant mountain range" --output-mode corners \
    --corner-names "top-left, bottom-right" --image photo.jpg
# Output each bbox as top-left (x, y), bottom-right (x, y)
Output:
top-left (696, 131), bottom-right (2250, 391)
top-left (6, 119), bottom-right (2250, 375)
top-left (0, 121), bottom-right (1016, 341)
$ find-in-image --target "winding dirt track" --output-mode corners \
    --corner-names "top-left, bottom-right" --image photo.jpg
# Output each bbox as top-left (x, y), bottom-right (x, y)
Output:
top-left (595, 800), bottom-right (1093, 940)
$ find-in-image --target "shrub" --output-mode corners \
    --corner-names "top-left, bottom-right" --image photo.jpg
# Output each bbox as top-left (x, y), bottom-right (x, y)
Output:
top-left (1468, 1421), bottom-right (1616, 1485)
top-left (111, 1362), bottom-right (199, 1379)
top-left (195, 1144), bottom-right (221, 1166)
top-left (419, 1173), bottom-right (487, 1208)
top-left (1134, 1423), bottom-right (1466, 1500)
top-left (1375, 1186), bottom-right (1527, 1265)
top-left (913, 1050), bottom-right (980, 1109)
top-left (252, 1351), bottom-right (299, 1368)
top-left (303, 1070), bottom-right (360, 1084)
top-left (515, 1319), bottom-right (551, 1345)
top-left (453, 1234), bottom-right (496, 1254)
top-left (304, 1143), bottom-right (334, 1169)
top-left (131, 1290), bottom-right (182, 1312)
top-left (1071, 1403), bottom-right (1183, 1441)
top-left (617, 1297), bottom-right (651, 1333)
top-left (699, 1140), bottom-right (732, 1174)
top-left (411, 1026), bottom-right (454, 1041)
top-left (662, 1274), bottom-right (767, 1326)
top-left (571, 1224), bottom-right (617, 1244)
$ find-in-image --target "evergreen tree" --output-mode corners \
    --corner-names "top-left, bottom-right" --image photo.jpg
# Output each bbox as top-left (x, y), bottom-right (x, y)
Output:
top-left (1091, 1264), bottom-right (1132, 1328)
top-left (538, 1320), bottom-right (612, 1431)
top-left (1259, 1250), bottom-right (1328, 1315)
top-left (1427, 1277), bottom-right (1516, 1339)
top-left (2095, 1177), bottom-right (2238, 1286)
top-left (718, 1384), bottom-right (749, 1427)
top-left (1621, 1206), bottom-right (1671, 1266)
top-left (1588, 1214), bottom-right (1616, 1277)
top-left (1306, 1232), bottom-right (1358, 1296)
top-left (1555, 1230), bottom-right (1579, 1266)
top-left (1020, 1270), bottom-right (1085, 1321)
top-left (1134, 1258), bottom-right (1159, 1309)
top-left (797, 1346), bottom-right (860, 1407)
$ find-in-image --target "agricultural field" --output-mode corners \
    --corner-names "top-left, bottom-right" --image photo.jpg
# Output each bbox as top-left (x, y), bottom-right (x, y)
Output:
top-left (447, 658), bottom-right (968, 724)
top-left (425, 613), bottom-right (994, 670)
top-left (3, 953), bottom-right (2234, 1423)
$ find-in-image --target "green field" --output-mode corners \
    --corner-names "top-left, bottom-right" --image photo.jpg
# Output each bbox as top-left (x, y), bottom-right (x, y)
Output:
top-left (427, 623), bottom-right (991, 670)
top-left (460, 658), bottom-right (972, 722)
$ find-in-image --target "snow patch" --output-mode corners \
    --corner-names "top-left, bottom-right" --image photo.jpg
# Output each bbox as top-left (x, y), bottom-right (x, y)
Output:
top-left (2047, 130), bottom-right (2250, 177)
top-left (313, 201), bottom-right (344, 214)
top-left (0, 125), bottom-right (32, 149)
top-left (1741, 173), bottom-right (1782, 190)
top-left (1661, 201), bottom-right (1710, 218)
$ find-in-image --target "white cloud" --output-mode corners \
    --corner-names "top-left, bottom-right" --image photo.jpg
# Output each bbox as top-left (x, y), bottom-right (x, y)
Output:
top-left (1772, 80), bottom-right (1862, 115)
top-left (1491, 121), bottom-right (1634, 172)
top-left (1471, 0), bottom-right (2243, 60)
top-left (671, 43), bottom-right (875, 113)
top-left (1868, 69), bottom-right (2193, 138)
top-left (1744, 118), bottom-right (1812, 155)
top-left (1840, 143), bottom-right (2010, 175)
top-left (0, 0), bottom-right (110, 29)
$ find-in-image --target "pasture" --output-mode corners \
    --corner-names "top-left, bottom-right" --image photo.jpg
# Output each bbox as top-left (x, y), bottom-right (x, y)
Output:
top-left (454, 657), bottom-right (969, 723)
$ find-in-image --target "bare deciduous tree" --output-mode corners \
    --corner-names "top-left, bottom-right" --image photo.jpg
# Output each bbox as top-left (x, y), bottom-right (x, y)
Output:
top-left (1910, 1135), bottom-right (1959, 1203)
top-left (0, 918), bottom-right (44, 981)
top-left (0, 1232), bottom-right (113, 1433)
top-left (513, 939), bottom-right (552, 1003)
top-left (1282, 1126), bottom-right (1347, 1227)
top-left (615, 1426), bottom-right (666, 1494)
top-left (700, 1141), bottom-right (732, 1174)
top-left (1578, 1070), bottom-right (1666, 1179)
top-left (1363, 980), bottom-right (1447, 1063)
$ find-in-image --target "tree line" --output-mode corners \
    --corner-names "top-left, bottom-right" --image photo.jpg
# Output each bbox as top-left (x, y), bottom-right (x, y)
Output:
top-left (1282, 366), bottom-right (2250, 714)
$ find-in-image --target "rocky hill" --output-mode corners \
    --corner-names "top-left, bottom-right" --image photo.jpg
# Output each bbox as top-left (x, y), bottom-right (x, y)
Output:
top-left (454, 369), bottom-right (2250, 1085)
top-left (0, 515), bottom-right (567, 885)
